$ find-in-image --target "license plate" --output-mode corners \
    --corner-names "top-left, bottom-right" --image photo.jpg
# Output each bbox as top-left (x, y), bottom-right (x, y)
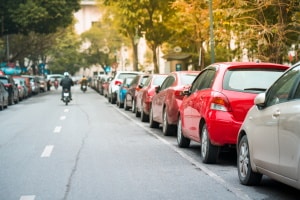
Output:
top-left (64, 93), bottom-right (69, 96)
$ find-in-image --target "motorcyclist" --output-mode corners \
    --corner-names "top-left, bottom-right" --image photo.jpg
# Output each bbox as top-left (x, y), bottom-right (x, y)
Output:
top-left (80, 75), bottom-right (88, 90)
top-left (60, 72), bottom-right (74, 100)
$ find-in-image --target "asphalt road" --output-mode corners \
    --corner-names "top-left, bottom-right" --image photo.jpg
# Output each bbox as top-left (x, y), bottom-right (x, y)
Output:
top-left (0, 85), bottom-right (299, 200)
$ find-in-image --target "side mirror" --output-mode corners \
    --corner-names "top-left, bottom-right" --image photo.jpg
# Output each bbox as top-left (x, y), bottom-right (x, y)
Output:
top-left (138, 83), bottom-right (144, 89)
top-left (181, 89), bottom-right (191, 96)
top-left (254, 93), bottom-right (266, 109)
top-left (155, 85), bottom-right (160, 93)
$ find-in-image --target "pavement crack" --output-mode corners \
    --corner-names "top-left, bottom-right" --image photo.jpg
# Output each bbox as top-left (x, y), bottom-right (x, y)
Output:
top-left (62, 107), bottom-right (90, 200)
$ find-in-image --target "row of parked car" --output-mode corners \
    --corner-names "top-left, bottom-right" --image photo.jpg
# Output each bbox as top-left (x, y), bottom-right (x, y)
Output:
top-left (0, 72), bottom-right (48, 110)
top-left (92, 61), bottom-right (300, 190)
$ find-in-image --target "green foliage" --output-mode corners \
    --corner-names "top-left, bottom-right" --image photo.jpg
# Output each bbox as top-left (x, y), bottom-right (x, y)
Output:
top-left (47, 27), bottom-right (83, 75)
top-left (98, 0), bottom-right (175, 73)
top-left (0, 0), bottom-right (81, 36)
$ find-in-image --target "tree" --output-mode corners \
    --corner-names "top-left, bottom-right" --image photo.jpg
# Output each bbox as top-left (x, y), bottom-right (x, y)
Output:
top-left (169, 0), bottom-right (211, 69)
top-left (0, 0), bottom-right (81, 36)
top-left (47, 27), bottom-right (83, 75)
top-left (220, 0), bottom-right (300, 63)
top-left (80, 14), bottom-right (126, 72)
top-left (101, 0), bottom-right (175, 73)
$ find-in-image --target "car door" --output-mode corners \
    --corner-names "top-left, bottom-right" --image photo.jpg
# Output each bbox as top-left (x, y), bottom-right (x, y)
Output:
top-left (252, 66), bottom-right (299, 174)
top-left (276, 66), bottom-right (300, 180)
top-left (182, 69), bottom-right (215, 141)
top-left (152, 76), bottom-right (174, 122)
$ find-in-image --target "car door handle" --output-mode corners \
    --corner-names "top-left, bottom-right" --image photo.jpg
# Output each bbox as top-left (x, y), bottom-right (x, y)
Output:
top-left (272, 110), bottom-right (280, 118)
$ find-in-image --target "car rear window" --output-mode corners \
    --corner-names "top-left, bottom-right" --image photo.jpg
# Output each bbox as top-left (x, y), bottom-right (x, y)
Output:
top-left (223, 69), bottom-right (286, 92)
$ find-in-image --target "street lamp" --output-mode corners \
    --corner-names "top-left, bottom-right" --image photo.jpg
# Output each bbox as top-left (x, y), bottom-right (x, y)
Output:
top-left (208, 0), bottom-right (215, 63)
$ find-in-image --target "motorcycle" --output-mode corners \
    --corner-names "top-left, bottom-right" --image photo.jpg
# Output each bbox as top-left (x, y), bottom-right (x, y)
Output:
top-left (81, 84), bottom-right (87, 92)
top-left (62, 88), bottom-right (71, 105)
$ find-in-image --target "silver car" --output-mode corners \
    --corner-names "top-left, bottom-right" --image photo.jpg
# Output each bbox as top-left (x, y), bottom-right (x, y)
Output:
top-left (237, 61), bottom-right (300, 189)
top-left (108, 71), bottom-right (142, 104)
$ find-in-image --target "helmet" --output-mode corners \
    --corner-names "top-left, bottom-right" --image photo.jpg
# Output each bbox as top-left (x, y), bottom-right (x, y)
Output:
top-left (64, 72), bottom-right (69, 77)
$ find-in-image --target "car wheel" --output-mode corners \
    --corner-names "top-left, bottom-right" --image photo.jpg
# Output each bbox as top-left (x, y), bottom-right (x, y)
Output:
top-left (177, 116), bottom-right (190, 147)
top-left (108, 93), bottom-right (111, 103)
top-left (131, 99), bottom-right (136, 113)
top-left (238, 135), bottom-right (262, 185)
top-left (149, 106), bottom-right (159, 128)
top-left (111, 93), bottom-right (116, 104)
top-left (162, 109), bottom-right (173, 136)
top-left (201, 124), bottom-right (219, 164)
top-left (9, 95), bottom-right (13, 105)
top-left (0, 100), bottom-right (3, 111)
top-left (135, 101), bottom-right (141, 117)
top-left (124, 97), bottom-right (130, 111)
top-left (141, 108), bottom-right (149, 122)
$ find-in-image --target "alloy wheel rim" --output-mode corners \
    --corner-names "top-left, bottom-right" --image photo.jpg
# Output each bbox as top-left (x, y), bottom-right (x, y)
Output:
top-left (132, 100), bottom-right (135, 112)
top-left (239, 142), bottom-right (249, 178)
top-left (201, 127), bottom-right (208, 158)
top-left (150, 108), bottom-right (153, 124)
top-left (177, 118), bottom-right (182, 142)
top-left (163, 111), bottom-right (167, 133)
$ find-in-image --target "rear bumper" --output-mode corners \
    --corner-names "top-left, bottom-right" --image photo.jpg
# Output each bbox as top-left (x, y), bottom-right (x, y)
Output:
top-left (205, 110), bottom-right (241, 146)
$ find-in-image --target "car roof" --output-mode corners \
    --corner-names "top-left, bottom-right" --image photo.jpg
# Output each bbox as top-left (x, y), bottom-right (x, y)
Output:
top-left (209, 62), bottom-right (289, 70)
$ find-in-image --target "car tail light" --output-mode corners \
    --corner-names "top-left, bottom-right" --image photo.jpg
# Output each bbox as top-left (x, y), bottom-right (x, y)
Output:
top-left (210, 92), bottom-right (232, 112)
top-left (174, 90), bottom-right (184, 100)
top-left (114, 80), bottom-right (122, 86)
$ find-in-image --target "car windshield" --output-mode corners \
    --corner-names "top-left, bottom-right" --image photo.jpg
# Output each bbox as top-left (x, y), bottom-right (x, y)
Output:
top-left (180, 73), bottom-right (198, 85)
top-left (0, 78), bottom-right (8, 84)
top-left (14, 79), bottom-right (22, 85)
top-left (118, 73), bottom-right (139, 80)
top-left (153, 76), bottom-right (166, 86)
top-left (223, 69), bottom-right (286, 92)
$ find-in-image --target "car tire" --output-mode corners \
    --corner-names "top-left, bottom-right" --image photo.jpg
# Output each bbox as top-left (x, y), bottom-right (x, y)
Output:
top-left (108, 94), bottom-right (111, 103)
top-left (124, 97), bottom-right (130, 111)
top-left (0, 100), bottom-right (3, 111)
top-left (119, 101), bottom-right (124, 108)
top-left (131, 99), bottom-right (136, 113)
top-left (141, 108), bottom-right (149, 122)
top-left (162, 109), bottom-right (173, 136)
top-left (135, 101), bottom-right (141, 117)
top-left (111, 92), bottom-right (116, 104)
top-left (149, 106), bottom-right (159, 128)
top-left (9, 95), bottom-right (13, 105)
top-left (201, 124), bottom-right (219, 164)
top-left (177, 116), bottom-right (190, 147)
top-left (238, 135), bottom-right (262, 185)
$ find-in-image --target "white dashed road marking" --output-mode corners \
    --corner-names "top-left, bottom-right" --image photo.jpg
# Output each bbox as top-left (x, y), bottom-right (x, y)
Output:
top-left (53, 126), bottom-right (62, 133)
top-left (60, 116), bottom-right (66, 120)
top-left (64, 109), bottom-right (69, 113)
top-left (20, 195), bottom-right (35, 200)
top-left (41, 145), bottom-right (54, 158)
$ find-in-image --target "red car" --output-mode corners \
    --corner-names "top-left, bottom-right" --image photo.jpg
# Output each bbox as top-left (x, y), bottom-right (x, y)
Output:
top-left (124, 74), bottom-right (149, 111)
top-left (177, 62), bottom-right (289, 164)
top-left (135, 74), bottom-right (168, 122)
top-left (149, 71), bottom-right (199, 136)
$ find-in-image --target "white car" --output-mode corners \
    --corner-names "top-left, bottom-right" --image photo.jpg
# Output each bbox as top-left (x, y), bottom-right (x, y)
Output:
top-left (237, 61), bottom-right (300, 190)
top-left (108, 71), bottom-right (142, 104)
